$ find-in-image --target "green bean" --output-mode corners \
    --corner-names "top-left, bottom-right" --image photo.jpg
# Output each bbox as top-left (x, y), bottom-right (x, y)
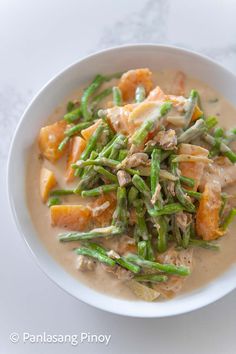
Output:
top-left (157, 217), bottom-right (168, 253)
top-left (171, 214), bottom-right (182, 245)
top-left (189, 239), bottom-right (220, 251)
top-left (128, 186), bottom-right (139, 205)
top-left (175, 182), bottom-right (196, 212)
top-left (118, 149), bottom-right (128, 161)
top-left (81, 75), bottom-right (106, 121)
top-left (98, 134), bottom-right (118, 158)
top-left (74, 157), bottom-right (140, 177)
top-left (209, 127), bottom-right (225, 157)
top-left (65, 122), bottom-right (91, 137)
top-left (116, 257), bottom-right (140, 273)
top-left (112, 86), bottom-right (122, 106)
top-left (74, 169), bottom-right (99, 193)
top-left (150, 149), bottom-right (163, 209)
top-left (178, 119), bottom-right (205, 143)
top-left (58, 136), bottom-right (70, 151)
top-left (183, 189), bottom-right (202, 200)
top-left (221, 208), bottom-right (236, 231)
top-left (149, 203), bottom-right (185, 216)
top-left (74, 247), bottom-right (116, 266)
top-left (134, 274), bottom-right (168, 283)
top-left (82, 241), bottom-right (107, 254)
top-left (59, 225), bottom-right (122, 242)
top-left (74, 168), bottom-right (97, 193)
top-left (94, 166), bottom-right (118, 183)
top-left (124, 167), bottom-right (143, 176)
top-left (80, 122), bottom-right (104, 161)
top-left (74, 122), bottom-right (105, 178)
top-left (132, 175), bottom-right (168, 253)
top-left (81, 73), bottom-right (121, 121)
top-left (150, 148), bottom-right (161, 199)
top-left (73, 157), bottom-right (119, 169)
top-left (211, 137), bottom-right (223, 158)
top-left (203, 133), bottom-right (236, 163)
top-left (146, 240), bottom-right (155, 261)
top-left (214, 127), bottom-right (224, 138)
top-left (170, 156), bottom-right (196, 212)
top-left (220, 193), bottom-right (228, 218)
top-left (184, 89), bottom-right (199, 128)
top-left (178, 116), bottom-right (218, 143)
top-left (74, 151), bottom-right (99, 193)
top-left (96, 125), bottom-right (112, 152)
top-left (64, 107), bottom-right (82, 123)
top-left (179, 176), bottom-right (195, 188)
top-left (138, 240), bottom-right (147, 259)
top-left (71, 129), bottom-right (115, 185)
top-left (109, 134), bottom-right (127, 160)
top-left (132, 174), bottom-right (152, 201)
top-left (161, 150), bottom-right (173, 162)
top-left (134, 200), bottom-right (149, 241)
top-left (141, 142), bottom-right (163, 157)
top-left (74, 135), bottom-right (122, 167)
top-left (47, 196), bottom-right (61, 207)
top-left (205, 115), bottom-right (218, 130)
top-left (182, 224), bottom-right (191, 248)
top-left (190, 219), bottom-right (196, 239)
top-left (81, 184), bottom-right (118, 197)
top-left (131, 174), bottom-right (155, 205)
top-left (131, 102), bottom-right (172, 146)
top-left (112, 187), bottom-right (128, 230)
top-left (125, 253), bottom-right (190, 276)
top-left (144, 143), bottom-right (157, 154)
top-left (66, 101), bottom-right (75, 113)
top-left (50, 189), bottom-right (74, 196)
top-left (74, 131), bottom-right (114, 190)
top-left (135, 85), bottom-right (146, 103)
top-left (83, 242), bottom-right (140, 273)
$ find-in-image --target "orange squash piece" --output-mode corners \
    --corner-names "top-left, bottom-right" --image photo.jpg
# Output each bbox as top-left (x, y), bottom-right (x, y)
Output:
top-left (81, 119), bottom-right (102, 141)
top-left (106, 104), bottom-right (135, 135)
top-left (40, 167), bottom-right (57, 203)
top-left (50, 205), bottom-right (91, 231)
top-left (146, 86), bottom-right (165, 101)
top-left (178, 144), bottom-right (209, 191)
top-left (196, 182), bottom-right (223, 240)
top-left (192, 105), bottom-right (203, 121)
top-left (66, 136), bottom-right (86, 182)
top-left (118, 68), bottom-right (153, 101)
top-left (38, 120), bottom-right (67, 162)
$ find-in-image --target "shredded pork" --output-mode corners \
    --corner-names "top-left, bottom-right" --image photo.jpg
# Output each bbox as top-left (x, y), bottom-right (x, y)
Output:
top-left (76, 255), bottom-right (96, 272)
top-left (156, 129), bottom-right (177, 150)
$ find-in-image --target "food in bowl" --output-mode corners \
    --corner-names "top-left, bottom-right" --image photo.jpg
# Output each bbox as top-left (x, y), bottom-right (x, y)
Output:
top-left (27, 68), bottom-right (236, 302)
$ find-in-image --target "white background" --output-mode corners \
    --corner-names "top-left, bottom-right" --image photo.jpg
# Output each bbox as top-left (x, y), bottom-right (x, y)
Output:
top-left (1, 0), bottom-right (236, 353)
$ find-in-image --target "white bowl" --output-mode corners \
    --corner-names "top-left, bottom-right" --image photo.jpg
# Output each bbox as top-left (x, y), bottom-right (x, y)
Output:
top-left (7, 44), bottom-right (236, 317)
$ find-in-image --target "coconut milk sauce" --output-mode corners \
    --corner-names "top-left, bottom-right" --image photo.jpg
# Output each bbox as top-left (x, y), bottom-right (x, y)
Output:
top-left (26, 70), bottom-right (236, 300)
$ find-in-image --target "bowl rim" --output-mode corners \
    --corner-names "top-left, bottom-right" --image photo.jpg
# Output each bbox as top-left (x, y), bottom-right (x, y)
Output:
top-left (7, 43), bottom-right (236, 318)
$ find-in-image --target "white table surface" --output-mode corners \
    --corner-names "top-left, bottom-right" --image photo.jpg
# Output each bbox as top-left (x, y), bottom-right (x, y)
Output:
top-left (1, 0), bottom-right (236, 353)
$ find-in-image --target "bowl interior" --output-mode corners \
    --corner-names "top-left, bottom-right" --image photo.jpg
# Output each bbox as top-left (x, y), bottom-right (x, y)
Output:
top-left (8, 44), bottom-right (236, 317)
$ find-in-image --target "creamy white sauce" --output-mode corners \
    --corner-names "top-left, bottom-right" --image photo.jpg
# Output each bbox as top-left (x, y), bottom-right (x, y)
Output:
top-left (26, 70), bottom-right (236, 300)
